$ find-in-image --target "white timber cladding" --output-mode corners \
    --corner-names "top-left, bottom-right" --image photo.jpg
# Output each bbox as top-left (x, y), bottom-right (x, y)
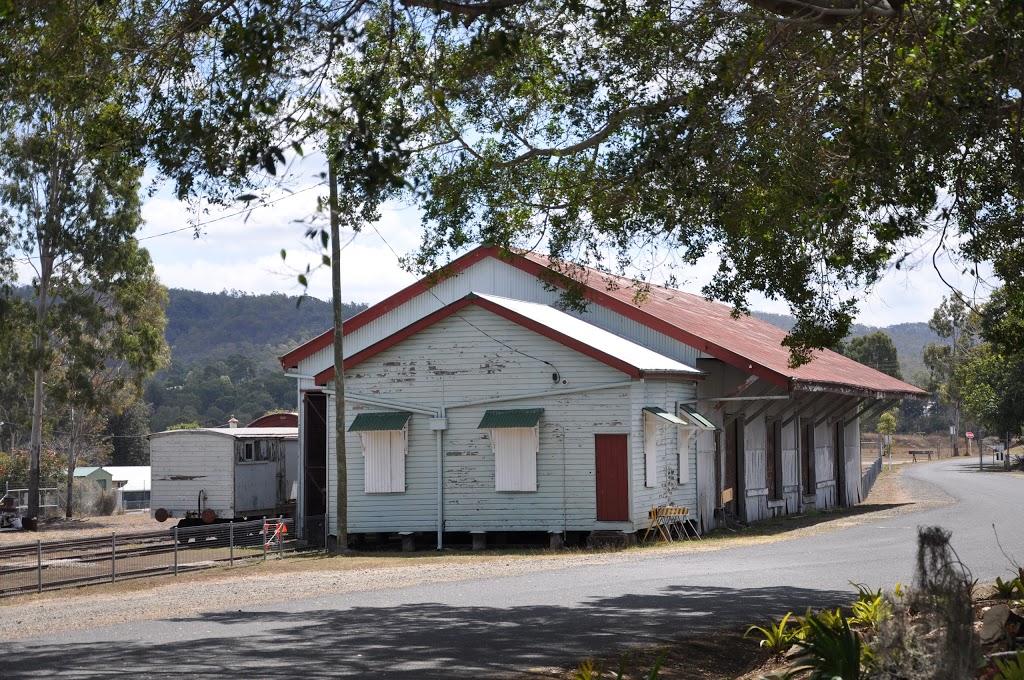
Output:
top-left (319, 304), bottom-right (701, 535)
top-left (294, 258), bottom-right (702, 378)
top-left (360, 428), bottom-right (407, 493)
top-left (630, 380), bottom-right (699, 530)
top-left (491, 427), bottom-right (539, 491)
top-left (150, 432), bottom-right (235, 518)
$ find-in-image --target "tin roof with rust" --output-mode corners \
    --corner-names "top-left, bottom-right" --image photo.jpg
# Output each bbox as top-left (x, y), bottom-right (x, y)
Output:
top-left (517, 250), bottom-right (926, 398)
top-left (281, 245), bottom-right (925, 399)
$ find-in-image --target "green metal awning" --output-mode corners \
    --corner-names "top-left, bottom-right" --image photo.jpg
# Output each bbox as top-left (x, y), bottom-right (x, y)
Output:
top-left (679, 404), bottom-right (715, 430)
top-left (478, 408), bottom-right (544, 429)
top-left (348, 411), bottom-right (413, 432)
top-left (643, 406), bottom-right (688, 426)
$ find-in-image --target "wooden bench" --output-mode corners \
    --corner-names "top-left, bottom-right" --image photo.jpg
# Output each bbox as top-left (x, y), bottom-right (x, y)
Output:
top-left (909, 450), bottom-right (934, 462)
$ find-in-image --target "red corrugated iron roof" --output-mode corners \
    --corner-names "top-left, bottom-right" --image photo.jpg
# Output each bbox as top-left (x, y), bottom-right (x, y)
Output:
top-left (516, 250), bottom-right (925, 398)
top-left (281, 245), bottom-right (926, 399)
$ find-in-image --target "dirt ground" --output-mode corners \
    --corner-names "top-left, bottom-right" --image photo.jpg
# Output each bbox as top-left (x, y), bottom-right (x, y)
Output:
top-left (0, 511), bottom-right (159, 546)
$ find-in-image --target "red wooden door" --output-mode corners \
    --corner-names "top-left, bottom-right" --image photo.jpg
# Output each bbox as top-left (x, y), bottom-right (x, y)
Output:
top-left (595, 434), bottom-right (629, 521)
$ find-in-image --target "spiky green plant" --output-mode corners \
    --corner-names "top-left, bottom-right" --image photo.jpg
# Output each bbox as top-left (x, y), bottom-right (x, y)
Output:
top-left (992, 651), bottom-right (1024, 680)
top-left (789, 612), bottom-right (863, 680)
top-left (994, 576), bottom-right (1024, 599)
top-left (745, 612), bottom-right (799, 655)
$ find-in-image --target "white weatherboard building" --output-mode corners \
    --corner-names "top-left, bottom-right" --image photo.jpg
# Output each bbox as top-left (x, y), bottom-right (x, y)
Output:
top-left (149, 427), bottom-right (297, 526)
top-left (280, 247), bottom-right (925, 546)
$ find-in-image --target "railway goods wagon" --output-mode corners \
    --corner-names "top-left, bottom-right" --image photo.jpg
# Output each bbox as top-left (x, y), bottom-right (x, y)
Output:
top-left (150, 427), bottom-right (298, 527)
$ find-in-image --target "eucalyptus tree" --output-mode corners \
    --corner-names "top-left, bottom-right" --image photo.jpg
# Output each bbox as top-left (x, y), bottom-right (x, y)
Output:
top-left (924, 295), bottom-right (980, 455)
top-left (0, 0), bottom-right (163, 524)
top-left (47, 244), bottom-right (168, 517)
top-left (146, 0), bottom-right (1023, 368)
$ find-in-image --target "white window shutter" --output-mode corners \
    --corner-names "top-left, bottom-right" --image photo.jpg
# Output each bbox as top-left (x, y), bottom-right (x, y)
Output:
top-left (678, 429), bottom-right (691, 484)
top-left (361, 427), bottom-right (407, 493)
top-left (644, 416), bottom-right (657, 488)
top-left (493, 427), bottom-right (538, 492)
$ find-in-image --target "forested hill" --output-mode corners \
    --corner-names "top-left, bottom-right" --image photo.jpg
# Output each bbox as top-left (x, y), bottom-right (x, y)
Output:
top-left (752, 312), bottom-right (941, 381)
top-left (165, 289), bottom-right (368, 369)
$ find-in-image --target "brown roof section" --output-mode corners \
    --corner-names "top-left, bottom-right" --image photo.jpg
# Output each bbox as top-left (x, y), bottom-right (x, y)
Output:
top-left (248, 412), bottom-right (299, 428)
top-left (516, 251), bottom-right (926, 399)
top-left (280, 245), bottom-right (926, 399)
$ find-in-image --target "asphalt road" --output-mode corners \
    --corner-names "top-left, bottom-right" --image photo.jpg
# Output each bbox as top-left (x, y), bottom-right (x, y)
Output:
top-left (5, 458), bottom-right (1022, 678)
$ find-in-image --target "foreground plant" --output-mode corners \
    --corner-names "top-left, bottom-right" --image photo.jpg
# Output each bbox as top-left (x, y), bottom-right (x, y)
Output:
top-left (746, 612), bottom-right (799, 655)
top-left (994, 576), bottom-right (1024, 600)
top-left (989, 651), bottom-right (1024, 680)
top-left (788, 614), bottom-right (863, 680)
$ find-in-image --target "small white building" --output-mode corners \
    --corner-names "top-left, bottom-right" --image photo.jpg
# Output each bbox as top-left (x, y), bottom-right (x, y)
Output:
top-left (149, 427), bottom-right (297, 526)
top-left (105, 466), bottom-right (151, 511)
top-left (280, 246), bottom-right (925, 545)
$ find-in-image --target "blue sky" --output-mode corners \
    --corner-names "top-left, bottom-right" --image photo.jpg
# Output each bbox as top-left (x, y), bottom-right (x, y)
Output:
top-left (132, 156), bottom-right (989, 329)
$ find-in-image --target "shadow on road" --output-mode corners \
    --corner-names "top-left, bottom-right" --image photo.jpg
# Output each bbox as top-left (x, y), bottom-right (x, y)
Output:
top-left (5, 584), bottom-right (852, 678)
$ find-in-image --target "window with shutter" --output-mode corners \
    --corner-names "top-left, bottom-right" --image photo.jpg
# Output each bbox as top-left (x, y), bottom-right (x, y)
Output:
top-left (478, 409), bottom-right (543, 492)
top-left (490, 427), bottom-right (539, 491)
top-left (349, 412), bottom-right (412, 494)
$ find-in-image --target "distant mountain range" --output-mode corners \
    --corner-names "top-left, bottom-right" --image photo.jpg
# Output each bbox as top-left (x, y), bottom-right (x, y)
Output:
top-left (165, 289), bottom-right (367, 371)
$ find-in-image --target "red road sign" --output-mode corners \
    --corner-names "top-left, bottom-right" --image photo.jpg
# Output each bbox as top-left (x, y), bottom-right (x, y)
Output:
top-left (966, 431), bottom-right (975, 439)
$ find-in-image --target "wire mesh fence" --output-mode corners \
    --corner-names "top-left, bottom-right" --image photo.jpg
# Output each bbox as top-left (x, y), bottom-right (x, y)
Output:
top-left (0, 517), bottom-right (297, 598)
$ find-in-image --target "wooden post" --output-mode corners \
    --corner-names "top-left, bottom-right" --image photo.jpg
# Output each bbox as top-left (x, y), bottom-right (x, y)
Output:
top-left (173, 527), bottom-right (178, 575)
top-left (328, 155), bottom-right (349, 553)
top-left (37, 540), bottom-right (42, 593)
top-left (111, 533), bottom-right (117, 583)
top-left (229, 522), bottom-right (234, 566)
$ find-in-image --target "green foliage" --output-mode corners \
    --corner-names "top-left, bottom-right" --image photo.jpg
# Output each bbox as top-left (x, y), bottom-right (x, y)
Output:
top-left (789, 613), bottom-right (863, 680)
top-left (992, 652), bottom-right (1024, 680)
top-left (746, 612), bottom-right (799, 655)
top-left (994, 576), bottom-right (1024, 600)
top-left (165, 422), bottom-right (201, 431)
top-left (163, 289), bottom-right (365, 369)
top-left (877, 412), bottom-right (898, 437)
top-left (105, 400), bottom-right (152, 466)
top-left (849, 583), bottom-right (893, 631)
top-left (0, 449), bottom-right (66, 486)
top-left (838, 332), bottom-right (903, 380)
top-left (147, 356), bottom-right (297, 431)
top-left (573, 651), bottom-right (663, 679)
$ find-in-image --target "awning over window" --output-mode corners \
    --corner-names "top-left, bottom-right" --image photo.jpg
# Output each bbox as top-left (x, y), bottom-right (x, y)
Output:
top-left (643, 406), bottom-right (688, 426)
top-left (679, 404), bottom-right (715, 430)
top-left (349, 411), bottom-right (413, 432)
top-left (478, 408), bottom-right (544, 429)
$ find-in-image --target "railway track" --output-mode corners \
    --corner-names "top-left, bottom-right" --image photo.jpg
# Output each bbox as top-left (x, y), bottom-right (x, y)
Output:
top-left (0, 519), bottom-right (295, 597)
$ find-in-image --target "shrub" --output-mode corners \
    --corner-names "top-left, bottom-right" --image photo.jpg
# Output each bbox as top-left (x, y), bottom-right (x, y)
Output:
top-left (789, 613), bottom-right (863, 680)
top-left (994, 576), bottom-right (1024, 599)
top-left (991, 651), bottom-right (1024, 680)
top-left (745, 612), bottom-right (799, 655)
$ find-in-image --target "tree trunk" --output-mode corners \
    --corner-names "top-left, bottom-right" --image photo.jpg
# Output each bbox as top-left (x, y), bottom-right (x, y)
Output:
top-left (28, 255), bottom-right (51, 530)
top-left (329, 155), bottom-right (348, 553)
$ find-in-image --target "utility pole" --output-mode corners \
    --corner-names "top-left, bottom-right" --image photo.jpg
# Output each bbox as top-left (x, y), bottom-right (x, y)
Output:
top-left (328, 155), bottom-right (348, 553)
